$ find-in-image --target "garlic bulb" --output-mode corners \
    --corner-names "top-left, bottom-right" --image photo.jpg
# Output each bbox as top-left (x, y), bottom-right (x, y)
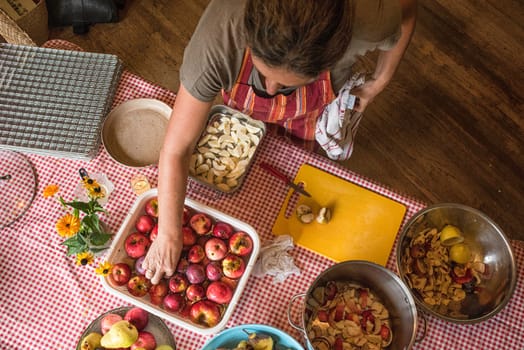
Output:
top-left (316, 207), bottom-right (332, 224)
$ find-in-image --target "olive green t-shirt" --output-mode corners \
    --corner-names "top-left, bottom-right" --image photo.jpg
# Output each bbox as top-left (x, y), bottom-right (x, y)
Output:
top-left (180, 0), bottom-right (401, 102)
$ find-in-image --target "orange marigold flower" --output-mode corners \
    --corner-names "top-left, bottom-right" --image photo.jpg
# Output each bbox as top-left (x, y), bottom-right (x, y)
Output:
top-left (76, 251), bottom-right (94, 266)
top-left (55, 213), bottom-right (81, 238)
top-left (95, 261), bottom-right (112, 276)
top-left (43, 184), bottom-right (59, 198)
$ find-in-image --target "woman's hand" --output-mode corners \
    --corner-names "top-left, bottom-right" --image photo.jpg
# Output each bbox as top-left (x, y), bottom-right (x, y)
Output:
top-left (142, 228), bottom-right (182, 285)
top-left (350, 78), bottom-right (382, 113)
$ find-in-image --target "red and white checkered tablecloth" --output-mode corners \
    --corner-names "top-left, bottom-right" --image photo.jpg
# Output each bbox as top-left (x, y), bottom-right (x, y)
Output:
top-left (0, 40), bottom-right (522, 350)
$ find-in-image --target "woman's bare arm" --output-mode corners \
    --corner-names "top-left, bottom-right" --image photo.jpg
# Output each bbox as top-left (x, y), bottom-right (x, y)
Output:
top-left (142, 85), bottom-right (213, 284)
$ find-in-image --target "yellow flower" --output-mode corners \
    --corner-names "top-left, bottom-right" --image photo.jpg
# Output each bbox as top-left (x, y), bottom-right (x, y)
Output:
top-left (43, 184), bottom-right (59, 198)
top-left (55, 213), bottom-right (81, 238)
top-left (95, 261), bottom-right (113, 276)
top-left (76, 251), bottom-right (94, 266)
top-left (83, 177), bottom-right (105, 199)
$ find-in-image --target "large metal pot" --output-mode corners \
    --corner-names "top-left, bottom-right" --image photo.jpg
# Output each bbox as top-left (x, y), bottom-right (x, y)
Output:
top-left (289, 261), bottom-right (419, 350)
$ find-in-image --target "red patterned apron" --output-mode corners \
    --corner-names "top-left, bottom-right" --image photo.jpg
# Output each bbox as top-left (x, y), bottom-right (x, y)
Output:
top-left (222, 49), bottom-right (335, 141)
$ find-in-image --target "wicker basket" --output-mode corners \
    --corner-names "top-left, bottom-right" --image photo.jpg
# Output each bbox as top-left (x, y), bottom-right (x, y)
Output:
top-left (0, 0), bottom-right (49, 46)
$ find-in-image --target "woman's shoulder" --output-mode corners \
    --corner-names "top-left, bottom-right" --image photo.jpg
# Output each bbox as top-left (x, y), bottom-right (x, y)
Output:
top-left (202, 0), bottom-right (245, 23)
top-left (194, 0), bottom-right (245, 39)
top-left (180, 0), bottom-right (246, 101)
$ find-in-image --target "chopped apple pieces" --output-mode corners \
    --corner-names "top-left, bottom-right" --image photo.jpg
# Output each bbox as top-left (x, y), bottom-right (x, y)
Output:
top-left (189, 112), bottom-right (263, 192)
top-left (305, 281), bottom-right (393, 350)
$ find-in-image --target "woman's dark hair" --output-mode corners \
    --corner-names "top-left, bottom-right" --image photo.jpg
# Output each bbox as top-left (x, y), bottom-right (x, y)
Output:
top-left (244, 0), bottom-right (353, 78)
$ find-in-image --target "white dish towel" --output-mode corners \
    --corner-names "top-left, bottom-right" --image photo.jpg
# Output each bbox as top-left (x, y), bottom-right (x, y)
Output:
top-left (315, 73), bottom-right (366, 160)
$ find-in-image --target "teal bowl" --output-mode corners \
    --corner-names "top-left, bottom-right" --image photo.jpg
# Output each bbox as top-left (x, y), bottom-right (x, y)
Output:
top-left (200, 324), bottom-right (304, 350)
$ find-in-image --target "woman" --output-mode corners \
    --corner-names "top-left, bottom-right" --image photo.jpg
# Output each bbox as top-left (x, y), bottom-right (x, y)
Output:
top-left (143, 0), bottom-right (417, 284)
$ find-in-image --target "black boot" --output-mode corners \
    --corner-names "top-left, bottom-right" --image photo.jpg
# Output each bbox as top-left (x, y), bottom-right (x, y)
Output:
top-left (47, 0), bottom-right (123, 34)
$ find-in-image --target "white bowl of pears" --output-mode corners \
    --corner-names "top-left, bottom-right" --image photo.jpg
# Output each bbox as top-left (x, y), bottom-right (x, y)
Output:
top-left (77, 306), bottom-right (176, 350)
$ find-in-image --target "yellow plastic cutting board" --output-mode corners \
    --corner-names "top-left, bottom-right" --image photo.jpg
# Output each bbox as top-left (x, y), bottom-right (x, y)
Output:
top-left (272, 164), bottom-right (406, 265)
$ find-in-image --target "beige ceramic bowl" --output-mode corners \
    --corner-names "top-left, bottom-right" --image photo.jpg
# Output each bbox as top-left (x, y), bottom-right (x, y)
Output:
top-left (102, 98), bottom-right (172, 167)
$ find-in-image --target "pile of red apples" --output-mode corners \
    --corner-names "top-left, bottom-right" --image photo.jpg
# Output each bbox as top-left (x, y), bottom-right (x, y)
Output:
top-left (106, 196), bottom-right (254, 328)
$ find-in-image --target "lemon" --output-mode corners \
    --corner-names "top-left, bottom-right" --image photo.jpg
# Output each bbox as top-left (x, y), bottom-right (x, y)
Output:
top-left (439, 224), bottom-right (464, 246)
top-left (449, 243), bottom-right (471, 264)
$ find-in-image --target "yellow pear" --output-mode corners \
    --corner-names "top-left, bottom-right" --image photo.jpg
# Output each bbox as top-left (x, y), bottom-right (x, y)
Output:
top-left (79, 332), bottom-right (102, 350)
top-left (155, 346), bottom-right (175, 350)
top-left (248, 332), bottom-right (274, 350)
top-left (100, 320), bottom-right (138, 349)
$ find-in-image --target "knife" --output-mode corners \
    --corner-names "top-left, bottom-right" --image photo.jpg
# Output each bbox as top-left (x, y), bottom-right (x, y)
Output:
top-left (259, 162), bottom-right (311, 197)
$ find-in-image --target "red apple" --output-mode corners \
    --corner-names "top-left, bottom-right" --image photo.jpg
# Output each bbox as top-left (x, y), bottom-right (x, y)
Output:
top-left (124, 307), bottom-right (149, 331)
top-left (189, 300), bottom-right (222, 327)
top-left (124, 232), bottom-right (151, 258)
top-left (144, 197), bottom-right (159, 218)
top-left (228, 231), bottom-right (253, 256)
top-left (131, 331), bottom-right (157, 350)
top-left (185, 264), bottom-right (206, 284)
top-left (100, 313), bottom-right (123, 334)
top-left (135, 214), bottom-right (156, 234)
top-left (163, 293), bottom-right (185, 313)
top-left (127, 275), bottom-right (151, 297)
top-left (149, 279), bottom-right (168, 306)
top-left (204, 237), bottom-right (228, 261)
top-left (189, 213), bottom-right (212, 235)
top-left (212, 222), bottom-right (233, 239)
top-left (107, 262), bottom-right (132, 287)
top-left (222, 254), bottom-right (246, 279)
top-left (179, 304), bottom-right (192, 318)
top-left (168, 273), bottom-right (189, 293)
top-left (220, 276), bottom-right (239, 290)
top-left (176, 258), bottom-right (189, 273)
top-left (149, 224), bottom-right (159, 241)
top-left (182, 226), bottom-right (197, 247)
top-left (206, 280), bottom-right (234, 304)
top-left (187, 244), bottom-right (205, 264)
top-left (205, 261), bottom-right (223, 281)
top-left (135, 256), bottom-right (146, 275)
top-left (182, 206), bottom-right (191, 225)
top-left (196, 235), bottom-right (210, 249)
top-left (185, 284), bottom-right (206, 302)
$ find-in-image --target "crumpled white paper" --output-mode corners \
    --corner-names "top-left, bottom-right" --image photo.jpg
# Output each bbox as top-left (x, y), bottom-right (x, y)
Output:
top-left (252, 235), bottom-right (301, 283)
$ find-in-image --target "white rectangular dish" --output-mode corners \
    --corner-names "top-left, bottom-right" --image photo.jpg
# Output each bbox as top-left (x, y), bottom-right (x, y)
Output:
top-left (101, 188), bottom-right (260, 335)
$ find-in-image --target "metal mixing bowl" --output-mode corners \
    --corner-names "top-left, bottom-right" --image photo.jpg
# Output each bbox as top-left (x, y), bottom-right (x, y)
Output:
top-left (397, 203), bottom-right (517, 323)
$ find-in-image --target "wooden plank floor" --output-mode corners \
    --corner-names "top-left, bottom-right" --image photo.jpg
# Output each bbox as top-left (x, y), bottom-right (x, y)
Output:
top-left (49, 0), bottom-right (524, 241)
